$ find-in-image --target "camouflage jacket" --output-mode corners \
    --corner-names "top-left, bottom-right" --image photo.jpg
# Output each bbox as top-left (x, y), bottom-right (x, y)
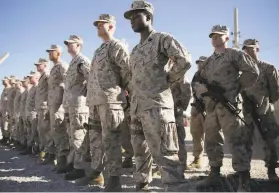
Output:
top-left (0, 87), bottom-right (9, 113)
top-left (87, 39), bottom-right (130, 107)
top-left (20, 88), bottom-right (30, 118)
top-left (48, 61), bottom-right (68, 111)
top-left (35, 72), bottom-right (49, 111)
top-left (25, 85), bottom-right (37, 115)
top-left (170, 75), bottom-right (192, 110)
top-left (64, 54), bottom-right (90, 108)
top-left (7, 87), bottom-right (17, 116)
top-left (129, 30), bottom-right (191, 113)
top-left (200, 48), bottom-right (259, 103)
top-left (13, 88), bottom-right (24, 118)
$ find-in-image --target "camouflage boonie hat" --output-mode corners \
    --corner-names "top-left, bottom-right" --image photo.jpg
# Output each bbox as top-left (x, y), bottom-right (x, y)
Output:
top-left (196, 56), bottom-right (208, 64)
top-left (34, 58), bottom-right (49, 66)
top-left (242, 39), bottom-right (259, 50)
top-left (46, 44), bottom-right (63, 52)
top-left (2, 76), bottom-right (9, 81)
top-left (27, 71), bottom-right (37, 78)
top-left (9, 76), bottom-right (17, 84)
top-left (21, 76), bottom-right (29, 82)
top-left (124, 0), bottom-right (154, 19)
top-left (15, 79), bottom-right (22, 84)
top-left (209, 25), bottom-right (229, 38)
top-left (64, 35), bottom-right (83, 45)
top-left (93, 14), bottom-right (116, 26)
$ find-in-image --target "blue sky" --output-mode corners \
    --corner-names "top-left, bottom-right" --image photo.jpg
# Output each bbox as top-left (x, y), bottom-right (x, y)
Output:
top-left (1, 0), bottom-right (279, 93)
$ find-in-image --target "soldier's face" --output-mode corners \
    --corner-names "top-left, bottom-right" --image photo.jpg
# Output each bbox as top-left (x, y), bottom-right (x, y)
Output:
top-left (97, 22), bottom-right (110, 37)
top-left (29, 76), bottom-right (37, 84)
top-left (211, 34), bottom-right (227, 47)
top-left (22, 81), bottom-right (29, 87)
top-left (130, 11), bottom-right (149, 32)
top-left (67, 43), bottom-right (79, 55)
top-left (244, 46), bottom-right (258, 58)
top-left (15, 83), bottom-right (21, 89)
top-left (3, 80), bottom-right (8, 86)
top-left (48, 50), bottom-right (59, 61)
top-left (197, 61), bottom-right (203, 70)
top-left (36, 64), bottom-right (46, 73)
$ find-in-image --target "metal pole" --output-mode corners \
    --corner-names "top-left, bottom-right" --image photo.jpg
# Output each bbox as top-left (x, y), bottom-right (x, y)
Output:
top-left (233, 8), bottom-right (239, 49)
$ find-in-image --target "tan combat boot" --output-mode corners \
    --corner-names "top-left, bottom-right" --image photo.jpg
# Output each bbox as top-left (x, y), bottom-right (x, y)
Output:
top-left (268, 167), bottom-right (279, 182)
top-left (188, 157), bottom-right (201, 169)
top-left (196, 167), bottom-right (222, 188)
top-left (237, 171), bottom-right (251, 192)
top-left (75, 170), bottom-right (104, 186)
top-left (104, 176), bottom-right (122, 192)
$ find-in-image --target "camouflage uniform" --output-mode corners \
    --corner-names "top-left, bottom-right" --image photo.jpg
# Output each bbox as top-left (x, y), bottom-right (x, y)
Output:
top-left (0, 80), bottom-right (10, 139)
top-left (190, 56), bottom-right (207, 161)
top-left (170, 75), bottom-right (192, 171)
top-left (12, 81), bottom-right (24, 141)
top-left (25, 72), bottom-right (39, 149)
top-left (34, 58), bottom-right (53, 153)
top-left (124, 1), bottom-right (192, 185)
top-left (47, 45), bottom-right (69, 158)
top-left (86, 15), bottom-right (130, 180)
top-left (7, 77), bottom-right (17, 138)
top-left (241, 39), bottom-right (279, 179)
top-left (199, 26), bottom-right (259, 173)
top-left (19, 79), bottom-right (30, 145)
top-left (64, 35), bottom-right (90, 170)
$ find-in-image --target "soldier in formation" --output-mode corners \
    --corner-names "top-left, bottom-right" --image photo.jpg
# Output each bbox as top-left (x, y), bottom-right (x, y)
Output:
top-left (1, 0), bottom-right (279, 192)
top-left (241, 39), bottom-right (279, 182)
top-left (188, 56), bottom-right (207, 169)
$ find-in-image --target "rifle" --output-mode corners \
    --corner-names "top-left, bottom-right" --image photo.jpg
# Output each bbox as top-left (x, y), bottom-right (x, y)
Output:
top-left (191, 93), bottom-right (206, 119)
top-left (241, 92), bottom-right (268, 141)
top-left (195, 72), bottom-right (250, 127)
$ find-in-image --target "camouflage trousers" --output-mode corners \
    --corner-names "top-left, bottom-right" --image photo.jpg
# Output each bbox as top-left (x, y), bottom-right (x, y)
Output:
top-left (190, 112), bottom-right (205, 158)
top-left (1, 112), bottom-right (9, 138)
top-left (67, 106), bottom-right (89, 169)
top-left (243, 101), bottom-right (279, 167)
top-left (121, 116), bottom-right (134, 159)
top-left (26, 112), bottom-right (38, 148)
top-left (204, 101), bottom-right (250, 171)
top-left (88, 104), bottom-right (124, 176)
top-left (131, 107), bottom-right (182, 184)
top-left (49, 106), bottom-right (69, 157)
top-left (37, 109), bottom-right (52, 152)
top-left (19, 117), bottom-right (27, 145)
top-left (174, 108), bottom-right (187, 170)
top-left (15, 115), bottom-right (24, 141)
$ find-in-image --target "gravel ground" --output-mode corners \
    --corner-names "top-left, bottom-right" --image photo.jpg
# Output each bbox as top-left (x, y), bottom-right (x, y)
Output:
top-left (0, 127), bottom-right (278, 192)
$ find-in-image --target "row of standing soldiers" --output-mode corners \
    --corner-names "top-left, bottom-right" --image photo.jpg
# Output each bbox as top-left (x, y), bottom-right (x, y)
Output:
top-left (1, 0), bottom-right (279, 191)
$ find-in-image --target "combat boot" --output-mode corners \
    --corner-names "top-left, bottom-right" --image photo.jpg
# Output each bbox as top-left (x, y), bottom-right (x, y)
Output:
top-left (268, 167), bottom-right (279, 182)
top-left (152, 166), bottom-right (161, 178)
top-left (64, 168), bottom-right (85, 181)
top-left (196, 167), bottom-right (222, 188)
top-left (17, 142), bottom-right (27, 151)
top-left (122, 157), bottom-right (133, 168)
top-left (75, 170), bottom-right (104, 186)
top-left (188, 157), bottom-right (201, 169)
top-left (104, 176), bottom-right (122, 192)
top-left (20, 146), bottom-right (32, 155)
top-left (0, 137), bottom-right (7, 145)
top-left (237, 171), bottom-right (251, 192)
top-left (56, 156), bottom-right (67, 173)
top-left (57, 162), bottom-right (74, 174)
top-left (136, 182), bottom-right (149, 192)
top-left (40, 153), bottom-right (56, 165)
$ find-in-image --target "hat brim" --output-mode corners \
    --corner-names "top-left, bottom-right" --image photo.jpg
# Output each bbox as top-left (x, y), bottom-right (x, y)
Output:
top-left (34, 63), bottom-right (43, 66)
top-left (93, 20), bottom-right (111, 26)
top-left (46, 49), bottom-right (55, 52)
top-left (64, 40), bottom-right (76, 45)
top-left (209, 32), bottom-right (227, 38)
top-left (196, 60), bottom-right (205, 64)
top-left (124, 8), bottom-right (147, 19)
top-left (242, 45), bottom-right (256, 50)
